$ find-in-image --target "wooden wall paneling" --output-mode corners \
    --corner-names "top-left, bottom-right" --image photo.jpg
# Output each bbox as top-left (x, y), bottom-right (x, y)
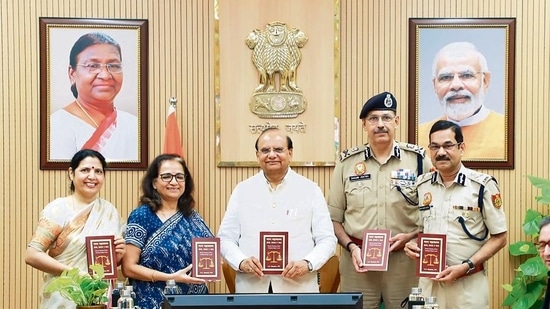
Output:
top-left (3, 0), bottom-right (550, 307)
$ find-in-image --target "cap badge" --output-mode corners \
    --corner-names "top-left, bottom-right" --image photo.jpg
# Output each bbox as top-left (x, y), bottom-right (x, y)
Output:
top-left (384, 94), bottom-right (393, 108)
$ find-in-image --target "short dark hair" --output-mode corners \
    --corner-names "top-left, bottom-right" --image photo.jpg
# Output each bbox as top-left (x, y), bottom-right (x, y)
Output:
top-left (429, 120), bottom-right (464, 144)
top-left (139, 154), bottom-right (195, 216)
top-left (254, 127), bottom-right (293, 151)
top-left (69, 32), bottom-right (122, 98)
top-left (540, 216), bottom-right (550, 230)
top-left (68, 149), bottom-right (107, 192)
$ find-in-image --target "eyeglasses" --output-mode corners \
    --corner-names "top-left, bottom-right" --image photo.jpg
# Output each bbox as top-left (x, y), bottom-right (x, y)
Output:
top-left (436, 71), bottom-right (483, 84)
top-left (536, 241), bottom-right (550, 252)
top-left (365, 115), bottom-right (395, 124)
top-left (159, 173), bottom-right (186, 183)
top-left (258, 147), bottom-right (287, 155)
top-left (428, 142), bottom-right (462, 151)
top-left (76, 63), bottom-right (123, 74)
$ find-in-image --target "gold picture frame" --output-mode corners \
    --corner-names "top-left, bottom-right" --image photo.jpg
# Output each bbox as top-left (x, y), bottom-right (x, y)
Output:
top-left (39, 17), bottom-right (149, 170)
top-left (408, 18), bottom-right (515, 169)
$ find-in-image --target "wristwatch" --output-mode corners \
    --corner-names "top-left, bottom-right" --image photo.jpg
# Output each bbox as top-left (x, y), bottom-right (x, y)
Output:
top-left (462, 259), bottom-right (475, 274)
top-left (304, 259), bottom-right (313, 272)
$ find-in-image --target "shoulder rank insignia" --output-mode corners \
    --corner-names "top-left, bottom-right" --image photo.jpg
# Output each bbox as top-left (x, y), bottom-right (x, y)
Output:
top-left (339, 145), bottom-right (366, 162)
top-left (491, 193), bottom-right (503, 208)
top-left (467, 170), bottom-right (496, 186)
top-left (416, 172), bottom-right (434, 185)
top-left (398, 142), bottom-right (426, 157)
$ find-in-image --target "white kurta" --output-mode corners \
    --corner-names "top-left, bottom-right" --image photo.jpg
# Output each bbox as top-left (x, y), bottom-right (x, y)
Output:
top-left (218, 168), bottom-right (337, 293)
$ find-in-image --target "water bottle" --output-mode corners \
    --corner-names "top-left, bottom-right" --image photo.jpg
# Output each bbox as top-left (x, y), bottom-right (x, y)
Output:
top-left (117, 289), bottom-right (134, 309)
top-left (125, 285), bottom-right (137, 302)
top-left (408, 287), bottom-right (425, 309)
top-left (111, 281), bottom-right (125, 308)
top-left (424, 296), bottom-right (439, 309)
top-left (163, 279), bottom-right (183, 295)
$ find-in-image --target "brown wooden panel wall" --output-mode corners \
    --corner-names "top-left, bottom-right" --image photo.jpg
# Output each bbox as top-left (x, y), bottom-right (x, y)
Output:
top-left (1, 0), bottom-right (549, 307)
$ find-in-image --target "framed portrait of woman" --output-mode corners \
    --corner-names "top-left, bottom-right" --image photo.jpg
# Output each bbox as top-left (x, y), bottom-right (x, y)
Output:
top-left (39, 17), bottom-right (148, 170)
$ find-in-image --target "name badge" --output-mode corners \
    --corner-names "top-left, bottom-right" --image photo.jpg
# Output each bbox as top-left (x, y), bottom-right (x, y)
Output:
top-left (349, 174), bottom-right (371, 182)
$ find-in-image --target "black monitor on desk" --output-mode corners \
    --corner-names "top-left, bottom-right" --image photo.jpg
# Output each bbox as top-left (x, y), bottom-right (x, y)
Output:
top-left (161, 292), bottom-right (363, 309)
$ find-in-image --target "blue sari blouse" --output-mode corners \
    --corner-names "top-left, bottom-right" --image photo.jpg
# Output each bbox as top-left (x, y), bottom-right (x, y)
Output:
top-left (126, 205), bottom-right (214, 309)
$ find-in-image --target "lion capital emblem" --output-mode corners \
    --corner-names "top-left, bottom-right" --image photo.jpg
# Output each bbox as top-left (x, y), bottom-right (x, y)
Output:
top-left (246, 21), bottom-right (308, 119)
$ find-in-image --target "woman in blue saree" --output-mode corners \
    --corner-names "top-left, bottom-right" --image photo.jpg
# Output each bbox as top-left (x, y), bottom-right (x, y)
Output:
top-left (122, 154), bottom-right (214, 309)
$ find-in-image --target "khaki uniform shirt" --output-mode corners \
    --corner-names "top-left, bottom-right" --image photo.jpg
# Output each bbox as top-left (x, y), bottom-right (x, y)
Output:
top-left (416, 165), bottom-right (507, 266)
top-left (328, 141), bottom-right (432, 239)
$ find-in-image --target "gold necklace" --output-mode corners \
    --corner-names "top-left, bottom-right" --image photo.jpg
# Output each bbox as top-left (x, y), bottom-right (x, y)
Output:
top-left (75, 100), bottom-right (99, 128)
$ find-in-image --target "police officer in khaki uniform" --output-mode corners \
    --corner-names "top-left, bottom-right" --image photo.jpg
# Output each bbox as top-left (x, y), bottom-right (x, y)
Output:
top-left (404, 120), bottom-right (507, 309)
top-left (328, 92), bottom-right (432, 309)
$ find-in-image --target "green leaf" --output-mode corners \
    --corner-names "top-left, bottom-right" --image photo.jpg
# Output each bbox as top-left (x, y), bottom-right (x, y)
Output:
top-left (535, 193), bottom-right (550, 204)
top-left (504, 176), bottom-right (550, 309)
top-left (89, 264), bottom-right (105, 279)
top-left (532, 299), bottom-right (544, 309)
top-left (509, 241), bottom-right (538, 256)
top-left (519, 256), bottom-right (547, 277)
top-left (514, 281), bottom-right (546, 309)
top-left (42, 265), bottom-right (109, 305)
top-left (511, 297), bottom-right (530, 309)
top-left (528, 175), bottom-right (550, 190)
top-left (528, 176), bottom-right (550, 205)
top-left (502, 283), bottom-right (513, 292)
top-left (523, 209), bottom-right (543, 236)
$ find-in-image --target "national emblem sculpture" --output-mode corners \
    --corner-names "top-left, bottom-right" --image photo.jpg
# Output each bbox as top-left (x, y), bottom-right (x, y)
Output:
top-left (246, 21), bottom-right (308, 118)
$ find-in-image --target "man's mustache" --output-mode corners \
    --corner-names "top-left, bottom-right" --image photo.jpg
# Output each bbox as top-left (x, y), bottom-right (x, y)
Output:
top-left (444, 90), bottom-right (472, 103)
top-left (435, 156), bottom-right (450, 161)
top-left (374, 129), bottom-right (388, 134)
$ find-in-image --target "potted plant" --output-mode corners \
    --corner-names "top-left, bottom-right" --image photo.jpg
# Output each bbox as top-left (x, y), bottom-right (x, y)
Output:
top-left (502, 176), bottom-right (550, 309)
top-left (44, 264), bottom-right (110, 309)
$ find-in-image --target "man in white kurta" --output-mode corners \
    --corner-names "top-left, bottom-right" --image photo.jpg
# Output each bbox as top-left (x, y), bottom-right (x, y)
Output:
top-left (218, 128), bottom-right (336, 293)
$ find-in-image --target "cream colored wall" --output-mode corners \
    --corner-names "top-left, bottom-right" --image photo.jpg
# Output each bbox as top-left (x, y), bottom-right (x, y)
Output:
top-left (1, 0), bottom-right (548, 308)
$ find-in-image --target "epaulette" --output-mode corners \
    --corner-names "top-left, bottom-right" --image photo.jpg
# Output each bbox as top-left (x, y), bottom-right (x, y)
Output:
top-left (466, 169), bottom-right (497, 186)
top-left (398, 142), bottom-right (426, 157)
top-left (339, 145), bottom-right (366, 162)
top-left (416, 172), bottom-right (434, 185)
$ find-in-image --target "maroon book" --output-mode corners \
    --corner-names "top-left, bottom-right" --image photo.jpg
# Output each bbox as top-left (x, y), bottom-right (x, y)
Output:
top-left (361, 229), bottom-right (391, 271)
top-left (416, 233), bottom-right (447, 278)
top-left (85, 235), bottom-right (117, 279)
top-left (192, 237), bottom-right (221, 280)
top-left (259, 231), bottom-right (289, 274)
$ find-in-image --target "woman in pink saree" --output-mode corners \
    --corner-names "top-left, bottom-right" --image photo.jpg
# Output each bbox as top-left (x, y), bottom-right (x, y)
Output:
top-left (25, 149), bottom-right (126, 309)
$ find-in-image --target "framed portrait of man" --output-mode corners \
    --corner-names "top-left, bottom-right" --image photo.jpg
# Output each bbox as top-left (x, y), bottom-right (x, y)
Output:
top-left (408, 18), bottom-right (516, 169)
top-left (39, 17), bottom-right (148, 170)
